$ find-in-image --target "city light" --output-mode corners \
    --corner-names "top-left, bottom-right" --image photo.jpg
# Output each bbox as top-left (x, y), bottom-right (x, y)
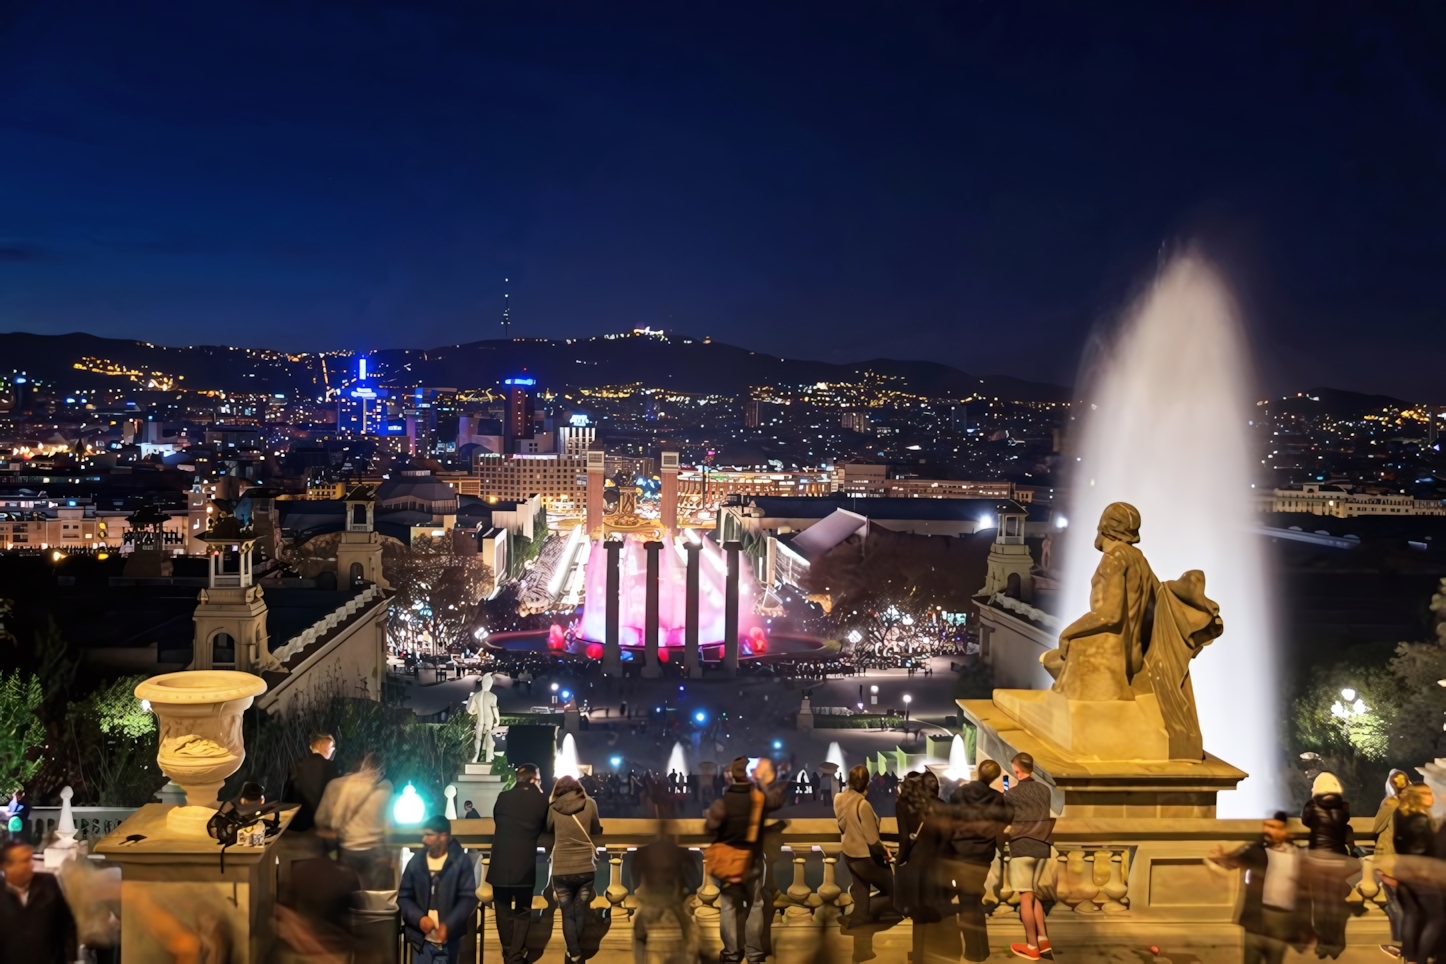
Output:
top-left (610, 756), bottom-right (622, 768)
top-left (772, 739), bottom-right (783, 750)
top-left (694, 710), bottom-right (707, 724)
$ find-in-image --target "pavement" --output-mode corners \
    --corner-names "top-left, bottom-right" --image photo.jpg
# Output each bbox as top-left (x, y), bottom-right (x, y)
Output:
top-left (396, 654), bottom-right (969, 814)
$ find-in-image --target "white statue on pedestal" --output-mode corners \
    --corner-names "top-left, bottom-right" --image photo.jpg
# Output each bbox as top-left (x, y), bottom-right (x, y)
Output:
top-left (466, 673), bottom-right (500, 764)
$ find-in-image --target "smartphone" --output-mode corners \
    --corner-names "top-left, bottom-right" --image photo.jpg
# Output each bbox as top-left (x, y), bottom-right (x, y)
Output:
top-left (1002, 774), bottom-right (1010, 790)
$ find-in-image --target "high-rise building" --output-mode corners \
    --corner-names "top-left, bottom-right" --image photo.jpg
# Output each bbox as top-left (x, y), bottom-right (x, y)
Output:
top-left (473, 452), bottom-right (587, 508)
top-left (504, 376), bottom-right (535, 446)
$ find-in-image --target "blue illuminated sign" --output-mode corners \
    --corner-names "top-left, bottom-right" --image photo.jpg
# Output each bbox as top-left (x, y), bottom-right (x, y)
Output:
top-left (504, 377), bottom-right (535, 387)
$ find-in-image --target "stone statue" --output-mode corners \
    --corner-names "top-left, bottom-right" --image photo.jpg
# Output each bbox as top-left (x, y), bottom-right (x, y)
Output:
top-left (466, 673), bottom-right (500, 764)
top-left (1039, 502), bottom-right (1224, 759)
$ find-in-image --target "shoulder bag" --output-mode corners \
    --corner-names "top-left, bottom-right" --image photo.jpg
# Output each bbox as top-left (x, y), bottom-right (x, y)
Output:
top-left (705, 789), bottom-right (765, 883)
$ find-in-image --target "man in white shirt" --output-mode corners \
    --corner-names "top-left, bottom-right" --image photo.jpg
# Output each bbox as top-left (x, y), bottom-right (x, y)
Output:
top-left (1210, 812), bottom-right (1304, 964)
top-left (315, 751), bottom-right (394, 889)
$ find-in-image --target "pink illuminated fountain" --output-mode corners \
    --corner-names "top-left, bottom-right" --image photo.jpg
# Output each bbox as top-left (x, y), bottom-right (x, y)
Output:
top-left (485, 531), bottom-right (827, 668)
top-left (574, 535), bottom-right (766, 656)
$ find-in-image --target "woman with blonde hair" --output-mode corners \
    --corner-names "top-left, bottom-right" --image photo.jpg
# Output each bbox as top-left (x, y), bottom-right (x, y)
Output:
top-left (1392, 784), bottom-right (1439, 964)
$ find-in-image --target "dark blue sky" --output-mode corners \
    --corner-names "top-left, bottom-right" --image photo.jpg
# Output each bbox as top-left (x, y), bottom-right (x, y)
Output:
top-left (1, 3), bottom-right (1444, 396)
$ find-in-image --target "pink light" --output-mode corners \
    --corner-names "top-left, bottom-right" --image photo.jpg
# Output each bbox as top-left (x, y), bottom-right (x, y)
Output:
top-left (576, 535), bottom-right (764, 649)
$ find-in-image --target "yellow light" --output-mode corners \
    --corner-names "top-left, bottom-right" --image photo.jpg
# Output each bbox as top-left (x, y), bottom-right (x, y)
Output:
top-left (52, 550), bottom-right (63, 562)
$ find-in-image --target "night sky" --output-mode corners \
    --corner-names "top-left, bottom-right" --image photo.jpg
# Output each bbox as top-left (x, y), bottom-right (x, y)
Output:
top-left (1, 3), bottom-right (1444, 397)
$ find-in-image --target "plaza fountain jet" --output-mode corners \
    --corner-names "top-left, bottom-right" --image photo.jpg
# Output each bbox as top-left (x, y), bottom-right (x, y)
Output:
top-left (1060, 252), bottom-right (1279, 815)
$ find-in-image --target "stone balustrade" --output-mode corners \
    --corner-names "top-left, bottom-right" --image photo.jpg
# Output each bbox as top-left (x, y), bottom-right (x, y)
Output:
top-left (389, 814), bottom-right (1394, 959)
top-left (26, 806), bottom-right (138, 844)
top-left (272, 584), bottom-right (381, 663)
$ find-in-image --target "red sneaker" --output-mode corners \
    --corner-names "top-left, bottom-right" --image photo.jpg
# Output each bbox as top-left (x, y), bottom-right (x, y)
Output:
top-left (1011, 944), bottom-right (1042, 961)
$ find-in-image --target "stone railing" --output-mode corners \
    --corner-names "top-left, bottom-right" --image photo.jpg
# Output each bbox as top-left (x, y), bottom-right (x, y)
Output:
top-left (271, 584), bottom-right (382, 664)
top-left (385, 815), bottom-right (1392, 958)
top-left (27, 806), bottom-right (139, 845)
top-left (989, 592), bottom-right (1059, 628)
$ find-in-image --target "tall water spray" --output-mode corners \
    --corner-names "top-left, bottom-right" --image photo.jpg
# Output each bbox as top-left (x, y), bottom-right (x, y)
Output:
top-left (556, 733), bottom-right (581, 780)
top-left (666, 742), bottom-right (688, 777)
top-left (1060, 254), bottom-right (1279, 815)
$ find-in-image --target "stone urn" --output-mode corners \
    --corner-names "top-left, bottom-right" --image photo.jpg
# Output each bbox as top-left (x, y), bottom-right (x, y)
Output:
top-left (134, 670), bottom-right (268, 836)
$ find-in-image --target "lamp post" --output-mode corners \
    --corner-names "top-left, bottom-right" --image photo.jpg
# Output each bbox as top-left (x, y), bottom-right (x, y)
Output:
top-left (870, 685), bottom-right (878, 707)
top-left (903, 694), bottom-right (912, 724)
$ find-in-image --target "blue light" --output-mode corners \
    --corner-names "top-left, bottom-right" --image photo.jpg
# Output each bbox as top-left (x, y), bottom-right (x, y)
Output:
top-left (694, 710), bottom-right (707, 724)
top-left (772, 740), bottom-right (783, 750)
top-left (610, 756), bottom-right (623, 768)
top-left (505, 377), bottom-right (536, 387)
top-left (358, 357), bottom-right (367, 380)
top-left (561, 690), bottom-right (571, 700)
top-left (569, 413), bottom-right (590, 427)
top-left (13, 377), bottom-right (24, 384)
top-left (392, 784), bottom-right (425, 824)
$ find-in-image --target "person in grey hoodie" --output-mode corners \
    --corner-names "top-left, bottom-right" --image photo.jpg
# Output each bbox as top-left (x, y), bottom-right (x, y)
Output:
top-left (834, 764), bottom-right (895, 926)
top-left (546, 775), bottom-right (603, 964)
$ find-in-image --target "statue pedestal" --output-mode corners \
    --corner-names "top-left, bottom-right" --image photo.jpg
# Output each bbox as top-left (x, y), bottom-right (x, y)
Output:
top-left (95, 804), bottom-right (294, 964)
top-left (453, 763), bottom-right (506, 819)
top-left (992, 688), bottom-right (1174, 761)
top-left (960, 694), bottom-right (1246, 819)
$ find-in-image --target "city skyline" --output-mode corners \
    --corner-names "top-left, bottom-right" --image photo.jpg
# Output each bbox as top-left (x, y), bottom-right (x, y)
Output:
top-left (1, 4), bottom-right (1444, 397)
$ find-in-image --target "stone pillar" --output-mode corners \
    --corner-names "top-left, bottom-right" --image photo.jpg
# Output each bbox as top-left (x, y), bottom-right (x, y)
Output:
top-left (604, 540), bottom-right (622, 677)
top-left (643, 540), bottom-right (662, 678)
top-left (724, 540), bottom-right (742, 677)
top-left (684, 542), bottom-right (702, 679)
top-left (586, 445), bottom-right (606, 537)
top-left (660, 451), bottom-right (679, 533)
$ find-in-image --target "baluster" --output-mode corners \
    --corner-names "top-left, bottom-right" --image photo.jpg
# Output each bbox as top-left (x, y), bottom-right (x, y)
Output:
top-left (694, 848), bottom-right (723, 954)
top-left (1099, 849), bottom-right (1129, 913)
top-left (1050, 851), bottom-right (1072, 908)
top-left (1067, 850), bottom-right (1099, 913)
top-left (476, 851), bottom-right (494, 940)
top-left (814, 847), bottom-right (843, 925)
top-left (1089, 850), bottom-right (1114, 912)
top-left (605, 847), bottom-right (630, 918)
top-left (994, 853), bottom-right (1018, 915)
top-left (784, 848), bottom-right (815, 923)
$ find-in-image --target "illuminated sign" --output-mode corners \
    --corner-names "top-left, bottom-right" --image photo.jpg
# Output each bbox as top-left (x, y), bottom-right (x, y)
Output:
top-left (349, 387), bottom-right (378, 399)
top-left (358, 357), bottom-right (367, 380)
top-left (504, 377), bottom-right (535, 387)
top-left (568, 414), bottom-right (590, 427)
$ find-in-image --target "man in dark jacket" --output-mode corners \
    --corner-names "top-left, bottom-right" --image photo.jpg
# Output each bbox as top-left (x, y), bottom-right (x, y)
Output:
top-left (283, 732), bottom-right (340, 832)
top-left (490, 763), bottom-right (550, 964)
top-left (704, 757), bottom-right (786, 964)
top-left (1209, 812), bottom-right (1304, 964)
top-left (400, 815), bottom-right (478, 964)
top-left (948, 760), bottom-right (1014, 962)
top-left (0, 841), bottom-right (77, 964)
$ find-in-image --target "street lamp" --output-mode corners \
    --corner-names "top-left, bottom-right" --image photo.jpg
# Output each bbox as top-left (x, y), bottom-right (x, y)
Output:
top-left (870, 684), bottom-right (878, 706)
top-left (903, 694), bottom-right (912, 724)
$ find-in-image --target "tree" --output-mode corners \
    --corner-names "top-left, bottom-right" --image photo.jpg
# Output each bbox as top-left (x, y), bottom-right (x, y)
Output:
top-left (65, 674), bottom-right (162, 806)
top-left (0, 671), bottom-right (44, 794)
top-left (801, 528), bottom-right (983, 654)
top-left (384, 534), bottom-right (491, 653)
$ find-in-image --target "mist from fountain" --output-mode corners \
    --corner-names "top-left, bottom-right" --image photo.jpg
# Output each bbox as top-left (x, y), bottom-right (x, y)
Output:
top-left (666, 742), bottom-right (688, 778)
top-left (826, 742), bottom-right (846, 775)
top-left (556, 733), bottom-right (580, 781)
top-left (1060, 253), bottom-right (1280, 815)
top-left (946, 734), bottom-right (971, 781)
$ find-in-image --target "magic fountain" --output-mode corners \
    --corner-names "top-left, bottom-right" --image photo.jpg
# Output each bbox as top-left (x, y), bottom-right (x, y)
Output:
top-left (486, 530), bottom-right (827, 674)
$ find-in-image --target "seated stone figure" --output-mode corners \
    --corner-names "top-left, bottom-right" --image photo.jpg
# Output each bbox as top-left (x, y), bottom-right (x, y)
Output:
top-left (1039, 502), bottom-right (1224, 760)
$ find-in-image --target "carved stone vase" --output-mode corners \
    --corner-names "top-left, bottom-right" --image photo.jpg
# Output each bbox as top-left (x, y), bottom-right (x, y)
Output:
top-left (134, 670), bottom-right (268, 836)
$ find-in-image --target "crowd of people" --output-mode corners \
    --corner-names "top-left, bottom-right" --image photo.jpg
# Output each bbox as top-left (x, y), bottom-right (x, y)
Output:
top-left (9, 724), bottom-right (1446, 963)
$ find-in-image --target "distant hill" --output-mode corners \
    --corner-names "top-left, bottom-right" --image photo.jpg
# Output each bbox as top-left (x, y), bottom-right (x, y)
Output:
top-left (0, 330), bottom-right (1071, 402)
top-left (1269, 387), bottom-right (1412, 418)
